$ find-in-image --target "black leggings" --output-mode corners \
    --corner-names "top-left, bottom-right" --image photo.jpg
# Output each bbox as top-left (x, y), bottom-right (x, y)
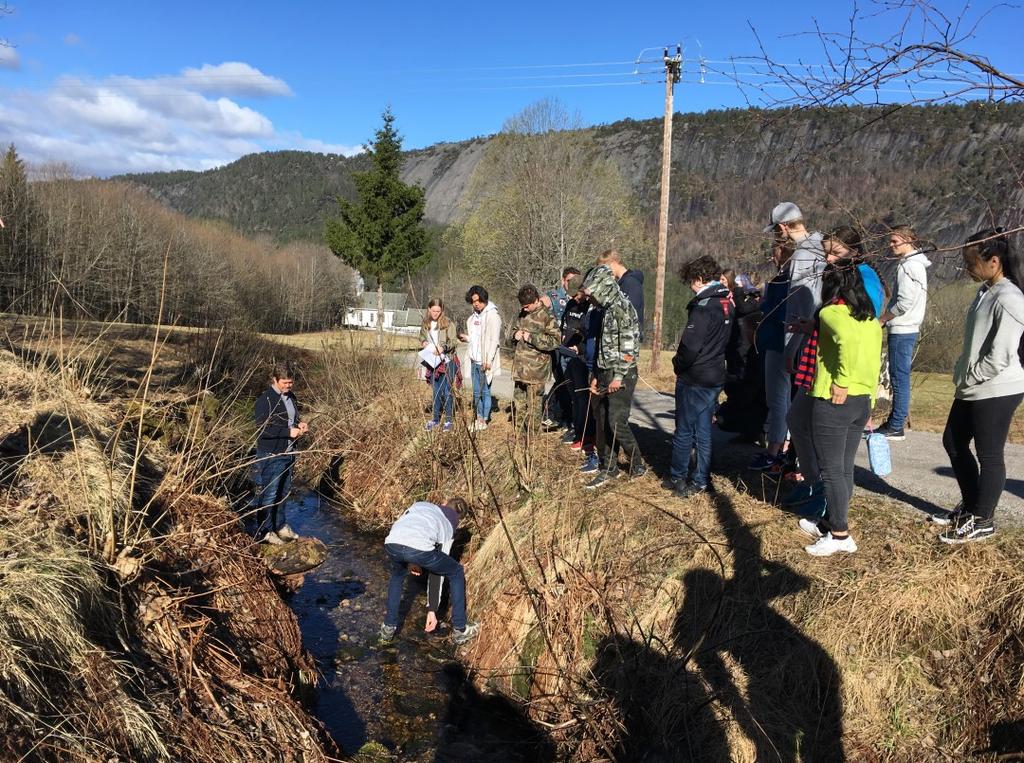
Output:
top-left (942, 393), bottom-right (1023, 519)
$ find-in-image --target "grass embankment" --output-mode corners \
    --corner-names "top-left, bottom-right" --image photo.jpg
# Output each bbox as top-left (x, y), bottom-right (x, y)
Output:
top-left (0, 320), bottom-right (336, 761)
top-left (306, 348), bottom-right (1024, 761)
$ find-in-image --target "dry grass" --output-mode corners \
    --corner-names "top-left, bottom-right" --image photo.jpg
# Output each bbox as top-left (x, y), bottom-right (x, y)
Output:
top-left (317, 348), bottom-right (1024, 761)
top-left (0, 329), bottom-right (337, 760)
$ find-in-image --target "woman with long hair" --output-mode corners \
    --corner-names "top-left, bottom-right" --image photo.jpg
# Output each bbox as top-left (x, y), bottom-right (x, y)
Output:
top-left (799, 264), bottom-right (882, 556)
top-left (420, 298), bottom-right (460, 432)
top-left (935, 229), bottom-right (1024, 543)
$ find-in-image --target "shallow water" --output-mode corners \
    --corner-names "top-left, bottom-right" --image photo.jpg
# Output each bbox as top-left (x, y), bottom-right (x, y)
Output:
top-left (283, 492), bottom-right (554, 761)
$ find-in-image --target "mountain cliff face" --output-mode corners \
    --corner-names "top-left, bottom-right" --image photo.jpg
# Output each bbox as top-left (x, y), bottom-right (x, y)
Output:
top-left (118, 102), bottom-right (1024, 270)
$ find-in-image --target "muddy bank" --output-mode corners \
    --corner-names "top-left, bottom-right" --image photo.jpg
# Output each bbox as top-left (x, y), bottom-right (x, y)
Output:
top-left (283, 491), bottom-right (554, 761)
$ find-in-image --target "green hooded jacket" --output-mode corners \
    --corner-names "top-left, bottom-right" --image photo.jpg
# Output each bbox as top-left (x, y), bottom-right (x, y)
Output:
top-left (583, 264), bottom-right (640, 381)
top-left (512, 303), bottom-right (561, 385)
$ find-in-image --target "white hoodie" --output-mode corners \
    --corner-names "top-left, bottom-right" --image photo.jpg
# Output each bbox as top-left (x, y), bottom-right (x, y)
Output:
top-left (466, 301), bottom-right (502, 383)
top-left (886, 251), bottom-right (932, 335)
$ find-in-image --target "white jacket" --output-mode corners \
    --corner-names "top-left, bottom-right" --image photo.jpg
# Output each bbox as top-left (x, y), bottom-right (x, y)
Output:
top-left (886, 251), bottom-right (932, 335)
top-left (466, 301), bottom-right (502, 383)
top-left (384, 501), bottom-right (455, 554)
top-left (953, 278), bottom-right (1024, 401)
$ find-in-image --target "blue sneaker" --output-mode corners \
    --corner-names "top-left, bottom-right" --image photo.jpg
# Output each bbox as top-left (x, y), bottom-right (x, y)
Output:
top-left (748, 452), bottom-right (783, 471)
top-left (782, 481), bottom-right (822, 507)
top-left (425, 420), bottom-right (439, 432)
top-left (442, 421), bottom-right (454, 433)
top-left (580, 454), bottom-right (600, 474)
top-left (797, 494), bottom-right (827, 519)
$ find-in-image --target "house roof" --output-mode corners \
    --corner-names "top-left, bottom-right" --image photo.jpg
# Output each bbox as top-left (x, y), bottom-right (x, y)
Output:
top-left (356, 292), bottom-right (408, 311)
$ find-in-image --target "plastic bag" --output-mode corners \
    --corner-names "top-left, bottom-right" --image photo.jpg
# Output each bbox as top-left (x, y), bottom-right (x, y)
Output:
top-left (865, 431), bottom-right (892, 477)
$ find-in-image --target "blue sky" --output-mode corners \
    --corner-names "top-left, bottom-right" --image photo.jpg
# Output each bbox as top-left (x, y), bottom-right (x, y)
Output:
top-left (1, 1), bottom-right (1020, 176)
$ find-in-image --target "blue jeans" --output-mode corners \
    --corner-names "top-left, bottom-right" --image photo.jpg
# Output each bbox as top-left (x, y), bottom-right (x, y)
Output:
top-left (252, 452), bottom-right (294, 535)
top-left (887, 332), bottom-right (918, 429)
top-left (431, 362), bottom-right (457, 423)
top-left (471, 361), bottom-right (492, 421)
top-left (384, 543), bottom-right (467, 629)
top-left (670, 381), bottom-right (720, 487)
top-left (763, 349), bottom-right (791, 445)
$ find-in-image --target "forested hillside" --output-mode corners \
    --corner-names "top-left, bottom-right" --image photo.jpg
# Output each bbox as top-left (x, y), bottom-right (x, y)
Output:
top-left (120, 102), bottom-right (1024, 277)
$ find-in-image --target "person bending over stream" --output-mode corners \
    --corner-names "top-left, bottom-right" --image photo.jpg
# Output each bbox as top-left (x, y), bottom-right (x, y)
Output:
top-left (379, 498), bottom-right (479, 646)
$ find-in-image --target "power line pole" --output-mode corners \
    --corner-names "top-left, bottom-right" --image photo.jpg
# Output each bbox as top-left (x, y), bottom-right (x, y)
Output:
top-left (650, 45), bottom-right (681, 373)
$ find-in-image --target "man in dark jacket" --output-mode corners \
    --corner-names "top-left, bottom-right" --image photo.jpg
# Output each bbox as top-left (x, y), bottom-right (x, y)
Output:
top-left (597, 249), bottom-right (645, 340)
top-left (666, 256), bottom-right (734, 498)
top-left (252, 362), bottom-right (307, 544)
top-left (557, 273), bottom-right (594, 448)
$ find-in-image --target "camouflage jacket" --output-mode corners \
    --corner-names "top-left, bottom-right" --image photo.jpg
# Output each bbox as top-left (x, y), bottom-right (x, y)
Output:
top-left (582, 265), bottom-right (640, 381)
top-left (511, 304), bottom-right (561, 385)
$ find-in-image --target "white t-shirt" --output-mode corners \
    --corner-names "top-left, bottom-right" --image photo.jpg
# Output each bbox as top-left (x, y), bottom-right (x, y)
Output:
top-left (467, 311), bottom-right (484, 362)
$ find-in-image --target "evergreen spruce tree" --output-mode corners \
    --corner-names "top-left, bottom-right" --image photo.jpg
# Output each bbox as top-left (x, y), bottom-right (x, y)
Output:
top-left (0, 144), bottom-right (39, 312)
top-left (325, 108), bottom-right (430, 344)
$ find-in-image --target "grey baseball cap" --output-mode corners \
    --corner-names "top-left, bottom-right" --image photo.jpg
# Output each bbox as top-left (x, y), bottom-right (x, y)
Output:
top-left (763, 202), bottom-right (803, 233)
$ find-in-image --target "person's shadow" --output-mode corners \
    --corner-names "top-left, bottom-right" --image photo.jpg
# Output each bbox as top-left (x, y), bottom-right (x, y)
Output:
top-left (592, 489), bottom-right (846, 761)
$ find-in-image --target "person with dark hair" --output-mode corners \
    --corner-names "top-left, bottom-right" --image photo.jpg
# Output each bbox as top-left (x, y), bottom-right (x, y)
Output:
top-left (798, 265), bottom-right (882, 556)
top-left (664, 256), bottom-right (735, 498)
top-left (511, 284), bottom-right (561, 430)
top-left (784, 225), bottom-right (884, 511)
top-left (935, 229), bottom-right (1024, 543)
top-left (750, 243), bottom-right (794, 472)
top-left (582, 264), bottom-right (646, 487)
top-left (379, 498), bottom-right (479, 645)
top-left (420, 298), bottom-right (460, 433)
top-left (461, 285), bottom-right (502, 431)
top-left (252, 362), bottom-right (307, 544)
top-left (717, 271), bottom-right (766, 444)
top-left (557, 273), bottom-right (596, 451)
top-left (542, 266), bottom-right (583, 429)
top-left (879, 225), bottom-right (932, 440)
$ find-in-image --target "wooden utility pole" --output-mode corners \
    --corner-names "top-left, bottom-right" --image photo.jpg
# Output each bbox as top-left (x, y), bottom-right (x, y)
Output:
top-left (650, 46), bottom-right (682, 372)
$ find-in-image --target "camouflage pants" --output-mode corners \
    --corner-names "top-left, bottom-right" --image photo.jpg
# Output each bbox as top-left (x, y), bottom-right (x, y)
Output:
top-left (513, 382), bottom-right (544, 429)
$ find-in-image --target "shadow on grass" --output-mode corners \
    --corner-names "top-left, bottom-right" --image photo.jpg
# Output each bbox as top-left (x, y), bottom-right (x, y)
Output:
top-left (591, 487), bottom-right (846, 762)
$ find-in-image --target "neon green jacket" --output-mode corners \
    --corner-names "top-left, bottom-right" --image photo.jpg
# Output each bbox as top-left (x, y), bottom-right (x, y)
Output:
top-left (811, 305), bottom-right (883, 404)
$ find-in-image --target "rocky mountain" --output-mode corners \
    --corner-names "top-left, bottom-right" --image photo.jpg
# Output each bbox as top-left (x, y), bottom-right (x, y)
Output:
top-left (118, 102), bottom-right (1024, 274)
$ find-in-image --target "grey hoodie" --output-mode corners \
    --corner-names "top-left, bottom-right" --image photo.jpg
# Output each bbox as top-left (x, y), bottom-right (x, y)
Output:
top-left (384, 501), bottom-right (456, 554)
top-left (886, 251), bottom-right (932, 335)
top-left (953, 278), bottom-right (1024, 401)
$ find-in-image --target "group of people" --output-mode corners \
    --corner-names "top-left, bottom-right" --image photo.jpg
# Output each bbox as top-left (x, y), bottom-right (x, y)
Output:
top-left (250, 203), bottom-right (1023, 642)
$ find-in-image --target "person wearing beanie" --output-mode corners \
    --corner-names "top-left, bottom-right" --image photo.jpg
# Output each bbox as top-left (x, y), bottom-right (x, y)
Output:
top-left (379, 498), bottom-right (480, 645)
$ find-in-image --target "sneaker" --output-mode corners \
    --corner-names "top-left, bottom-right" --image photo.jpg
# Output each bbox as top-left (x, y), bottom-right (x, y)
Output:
top-left (442, 421), bottom-right (454, 433)
top-left (877, 422), bottom-right (906, 441)
top-left (378, 623), bottom-right (397, 644)
top-left (261, 531), bottom-right (285, 545)
top-left (797, 494), bottom-right (828, 519)
top-left (673, 482), bottom-right (707, 499)
top-left (585, 471), bottom-right (614, 490)
top-left (541, 417), bottom-right (557, 428)
top-left (798, 517), bottom-right (825, 539)
top-left (748, 452), bottom-right (783, 471)
top-left (569, 440), bottom-right (583, 451)
top-left (939, 514), bottom-right (995, 544)
top-left (782, 482), bottom-right (815, 507)
top-left (805, 533), bottom-right (857, 556)
top-left (579, 454), bottom-right (601, 474)
top-left (472, 419), bottom-right (488, 431)
top-left (452, 622), bottom-right (480, 645)
top-left (560, 429), bottom-right (576, 445)
top-left (928, 502), bottom-right (963, 527)
top-left (661, 476), bottom-right (683, 491)
top-left (425, 420), bottom-right (439, 432)
top-left (276, 524), bottom-right (299, 541)
top-left (628, 463), bottom-right (647, 479)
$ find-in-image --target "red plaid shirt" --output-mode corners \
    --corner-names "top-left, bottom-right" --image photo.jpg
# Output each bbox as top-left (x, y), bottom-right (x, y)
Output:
top-left (794, 299), bottom-right (844, 390)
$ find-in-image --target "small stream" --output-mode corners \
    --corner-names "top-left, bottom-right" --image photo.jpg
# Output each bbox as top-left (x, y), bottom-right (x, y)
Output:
top-left (282, 492), bottom-right (555, 762)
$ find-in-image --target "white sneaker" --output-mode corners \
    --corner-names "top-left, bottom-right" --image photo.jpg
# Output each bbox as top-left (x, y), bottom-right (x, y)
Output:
top-left (805, 533), bottom-right (857, 557)
top-left (262, 531), bottom-right (285, 545)
top-left (472, 419), bottom-right (488, 431)
top-left (798, 518), bottom-right (824, 539)
top-left (277, 524), bottom-right (299, 541)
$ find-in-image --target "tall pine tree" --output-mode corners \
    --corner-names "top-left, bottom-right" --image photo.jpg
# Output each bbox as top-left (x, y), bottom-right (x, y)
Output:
top-left (325, 108), bottom-right (430, 343)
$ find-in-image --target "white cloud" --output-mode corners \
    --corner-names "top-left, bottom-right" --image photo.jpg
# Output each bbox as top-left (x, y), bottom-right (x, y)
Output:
top-left (180, 62), bottom-right (293, 98)
top-left (64, 33), bottom-right (82, 46)
top-left (0, 44), bottom-right (19, 70)
top-left (0, 61), bottom-right (353, 176)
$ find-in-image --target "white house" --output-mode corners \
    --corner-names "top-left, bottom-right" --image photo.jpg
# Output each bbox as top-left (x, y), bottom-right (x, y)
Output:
top-left (344, 292), bottom-right (423, 334)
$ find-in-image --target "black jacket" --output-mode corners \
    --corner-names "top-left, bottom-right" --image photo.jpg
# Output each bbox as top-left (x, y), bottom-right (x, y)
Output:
top-left (558, 297), bottom-right (590, 357)
top-left (618, 269), bottom-right (645, 340)
top-left (672, 283), bottom-right (735, 387)
top-left (255, 385), bottom-right (300, 454)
